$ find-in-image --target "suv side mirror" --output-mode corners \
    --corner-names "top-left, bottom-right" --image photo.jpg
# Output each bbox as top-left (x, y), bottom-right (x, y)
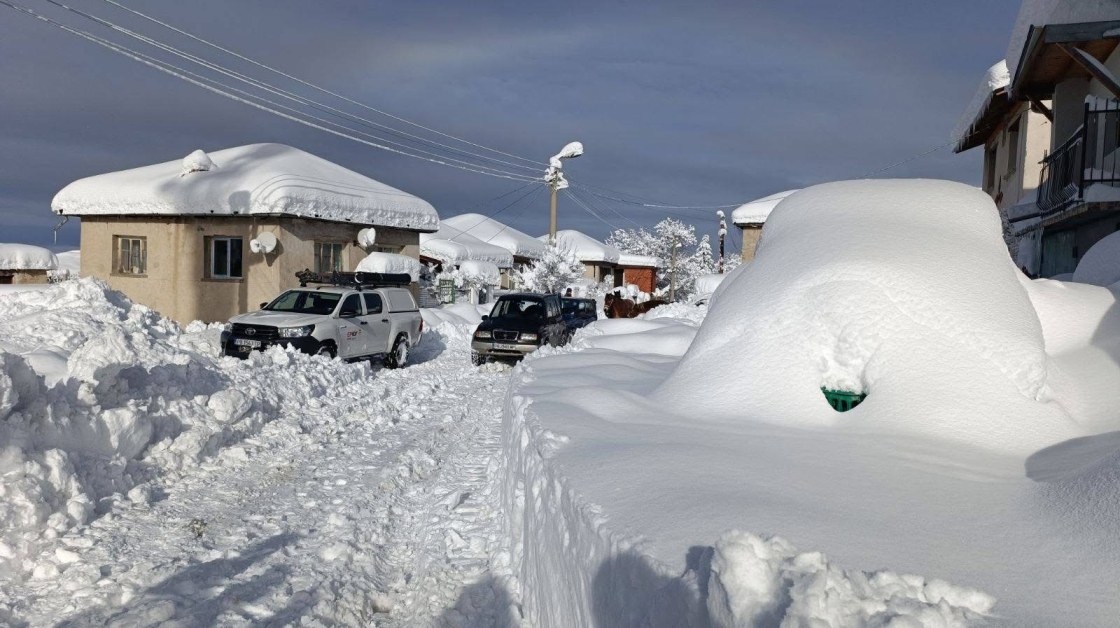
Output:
top-left (481, 314), bottom-right (489, 320)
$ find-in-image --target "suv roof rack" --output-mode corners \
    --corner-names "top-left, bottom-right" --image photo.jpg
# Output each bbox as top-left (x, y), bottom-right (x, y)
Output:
top-left (295, 269), bottom-right (412, 290)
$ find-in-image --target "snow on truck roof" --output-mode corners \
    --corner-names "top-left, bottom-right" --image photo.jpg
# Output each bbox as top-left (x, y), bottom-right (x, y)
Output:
top-left (537, 230), bottom-right (621, 264)
top-left (0, 243), bottom-right (58, 270)
top-left (731, 189), bottom-right (799, 226)
top-left (51, 143), bottom-right (439, 231)
top-left (441, 214), bottom-right (548, 259)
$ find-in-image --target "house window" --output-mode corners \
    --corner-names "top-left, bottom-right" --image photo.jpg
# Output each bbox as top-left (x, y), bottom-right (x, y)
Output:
top-left (208, 237), bottom-right (243, 279)
top-left (369, 244), bottom-right (401, 254)
top-left (114, 236), bottom-right (146, 275)
top-left (983, 145), bottom-right (997, 192)
top-left (315, 242), bottom-right (345, 273)
top-left (1006, 118), bottom-right (1021, 176)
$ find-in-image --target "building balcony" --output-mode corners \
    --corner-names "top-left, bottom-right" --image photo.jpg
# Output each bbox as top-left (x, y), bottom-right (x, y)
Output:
top-left (1038, 98), bottom-right (1120, 217)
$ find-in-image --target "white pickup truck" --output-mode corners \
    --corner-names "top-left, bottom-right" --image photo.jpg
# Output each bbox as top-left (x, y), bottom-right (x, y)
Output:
top-left (220, 272), bottom-right (423, 367)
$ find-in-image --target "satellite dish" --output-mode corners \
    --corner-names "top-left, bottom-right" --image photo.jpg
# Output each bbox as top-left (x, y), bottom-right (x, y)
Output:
top-left (256, 232), bottom-right (278, 254)
top-left (357, 228), bottom-right (377, 249)
top-left (249, 239), bottom-right (262, 254)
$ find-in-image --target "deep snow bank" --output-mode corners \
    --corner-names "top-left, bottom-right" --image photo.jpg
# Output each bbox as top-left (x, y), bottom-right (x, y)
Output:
top-left (501, 310), bottom-right (997, 627)
top-left (0, 279), bottom-right (370, 583)
top-left (658, 179), bottom-right (1078, 454)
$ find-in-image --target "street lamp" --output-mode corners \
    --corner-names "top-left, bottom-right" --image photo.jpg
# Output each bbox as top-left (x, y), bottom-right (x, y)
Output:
top-left (544, 141), bottom-right (583, 242)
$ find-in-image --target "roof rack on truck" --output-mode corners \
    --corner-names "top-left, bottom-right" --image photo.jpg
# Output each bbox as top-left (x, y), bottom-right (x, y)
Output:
top-left (295, 269), bottom-right (412, 289)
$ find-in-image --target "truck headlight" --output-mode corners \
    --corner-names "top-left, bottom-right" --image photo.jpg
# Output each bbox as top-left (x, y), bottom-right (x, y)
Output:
top-left (519, 332), bottom-right (538, 342)
top-left (278, 325), bottom-right (314, 338)
top-left (474, 330), bottom-right (492, 339)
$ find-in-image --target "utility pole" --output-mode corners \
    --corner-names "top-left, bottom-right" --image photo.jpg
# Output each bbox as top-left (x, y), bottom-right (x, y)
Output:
top-left (543, 141), bottom-right (584, 242)
top-left (717, 210), bottom-right (727, 273)
top-left (669, 237), bottom-right (679, 302)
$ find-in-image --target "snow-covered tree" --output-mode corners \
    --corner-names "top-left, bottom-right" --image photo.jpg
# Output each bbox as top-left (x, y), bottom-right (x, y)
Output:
top-left (515, 244), bottom-right (584, 294)
top-left (607, 218), bottom-right (718, 301)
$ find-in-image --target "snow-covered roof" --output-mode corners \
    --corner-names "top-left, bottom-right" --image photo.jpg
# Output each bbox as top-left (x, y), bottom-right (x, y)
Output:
top-left (539, 230), bottom-right (621, 264)
top-left (731, 190), bottom-right (799, 226)
top-left (1006, 1), bottom-right (1120, 85)
top-left (420, 223), bottom-right (514, 268)
top-left (617, 253), bottom-right (660, 268)
top-left (457, 260), bottom-right (502, 285)
top-left (0, 243), bottom-right (58, 270)
top-left (354, 251), bottom-right (420, 282)
top-left (952, 60), bottom-right (1011, 151)
top-left (441, 213), bottom-right (548, 260)
top-left (52, 143), bottom-right (440, 231)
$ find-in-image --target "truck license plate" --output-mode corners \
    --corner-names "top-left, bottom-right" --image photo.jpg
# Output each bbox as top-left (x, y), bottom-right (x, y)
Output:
top-left (493, 343), bottom-right (519, 350)
top-left (234, 338), bottom-right (261, 348)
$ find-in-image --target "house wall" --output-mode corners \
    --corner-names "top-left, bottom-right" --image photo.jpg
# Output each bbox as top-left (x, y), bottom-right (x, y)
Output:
top-left (80, 216), bottom-right (421, 324)
top-left (739, 225), bottom-right (762, 261)
top-left (0, 269), bottom-right (49, 284)
top-left (1051, 78), bottom-right (1091, 150)
top-left (982, 103), bottom-right (1050, 209)
top-left (622, 267), bottom-right (656, 293)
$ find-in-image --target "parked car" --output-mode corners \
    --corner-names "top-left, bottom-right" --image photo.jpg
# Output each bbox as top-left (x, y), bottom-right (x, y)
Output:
top-left (471, 293), bottom-right (568, 365)
top-left (561, 297), bottom-right (598, 332)
top-left (220, 272), bottom-right (422, 367)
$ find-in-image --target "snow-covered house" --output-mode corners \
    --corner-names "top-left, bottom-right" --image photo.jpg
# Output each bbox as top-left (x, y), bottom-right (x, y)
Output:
top-left (731, 190), bottom-right (798, 261)
top-left (958, 1), bottom-right (1120, 277)
top-left (537, 229), bottom-right (658, 290)
top-left (0, 243), bottom-right (58, 284)
top-left (440, 213), bottom-right (546, 288)
top-left (51, 143), bottom-right (439, 323)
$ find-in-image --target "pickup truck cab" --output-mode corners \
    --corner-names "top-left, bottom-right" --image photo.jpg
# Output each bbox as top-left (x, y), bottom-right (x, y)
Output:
top-left (221, 272), bottom-right (422, 367)
top-left (470, 292), bottom-right (568, 365)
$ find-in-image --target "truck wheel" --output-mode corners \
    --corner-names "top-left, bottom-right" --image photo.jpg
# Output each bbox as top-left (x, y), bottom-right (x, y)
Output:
top-left (471, 351), bottom-right (487, 366)
top-left (317, 342), bottom-right (337, 359)
top-left (386, 335), bottom-right (409, 369)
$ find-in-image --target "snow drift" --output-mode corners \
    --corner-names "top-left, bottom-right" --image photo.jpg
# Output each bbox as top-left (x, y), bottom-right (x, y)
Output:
top-left (1072, 229), bottom-right (1120, 286)
top-left (657, 179), bottom-right (1082, 454)
top-left (0, 244), bottom-right (58, 271)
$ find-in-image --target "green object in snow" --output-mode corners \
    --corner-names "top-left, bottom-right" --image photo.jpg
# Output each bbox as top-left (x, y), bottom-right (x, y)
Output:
top-left (822, 388), bottom-right (866, 412)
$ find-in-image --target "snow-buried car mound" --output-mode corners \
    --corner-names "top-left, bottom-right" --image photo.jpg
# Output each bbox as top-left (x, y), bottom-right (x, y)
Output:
top-left (658, 179), bottom-right (1080, 454)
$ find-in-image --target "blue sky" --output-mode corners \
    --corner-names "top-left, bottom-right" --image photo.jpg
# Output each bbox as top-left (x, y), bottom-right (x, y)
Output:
top-left (0, 0), bottom-right (1021, 252)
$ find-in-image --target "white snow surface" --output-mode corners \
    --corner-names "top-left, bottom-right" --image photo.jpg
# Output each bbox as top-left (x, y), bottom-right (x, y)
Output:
top-left (1072, 229), bottom-right (1120, 285)
top-left (730, 189), bottom-right (799, 226)
top-left (1006, 0), bottom-right (1120, 84)
top-left (179, 149), bottom-right (214, 176)
top-left (457, 260), bottom-right (502, 285)
top-left (51, 143), bottom-right (439, 231)
top-left (616, 252), bottom-right (660, 268)
top-left (441, 214), bottom-right (548, 260)
top-left (692, 273), bottom-right (729, 300)
top-left (951, 60), bottom-right (1010, 147)
top-left (354, 251), bottom-right (421, 282)
top-left (538, 230), bottom-right (620, 263)
top-left (420, 223), bottom-right (514, 268)
top-left (0, 244), bottom-right (58, 270)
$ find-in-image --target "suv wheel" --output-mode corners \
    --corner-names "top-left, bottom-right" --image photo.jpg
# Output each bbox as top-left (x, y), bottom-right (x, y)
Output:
top-left (471, 351), bottom-right (487, 366)
top-left (386, 335), bottom-right (409, 369)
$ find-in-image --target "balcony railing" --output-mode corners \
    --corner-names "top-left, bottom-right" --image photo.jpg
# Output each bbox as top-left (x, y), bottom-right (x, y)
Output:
top-left (1038, 98), bottom-right (1120, 216)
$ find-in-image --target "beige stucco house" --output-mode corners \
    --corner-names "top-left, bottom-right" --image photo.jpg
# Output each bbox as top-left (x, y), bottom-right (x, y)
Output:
top-left (51, 143), bottom-right (439, 324)
top-left (0, 243), bottom-right (58, 284)
top-left (955, 4), bottom-right (1120, 277)
top-left (731, 190), bottom-right (799, 261)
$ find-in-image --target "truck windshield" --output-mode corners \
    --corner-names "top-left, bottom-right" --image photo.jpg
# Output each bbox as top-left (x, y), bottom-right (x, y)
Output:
top-left (491, 297), bottom-right (545, 320)
top-left (264, 290), bottom-right (341, 315)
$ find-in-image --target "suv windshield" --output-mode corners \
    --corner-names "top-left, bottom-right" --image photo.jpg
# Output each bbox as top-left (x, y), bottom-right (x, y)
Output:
top-left (491, 297), bottom-right (546, 320)
top-left (264, 290), bottom-right (342, 315)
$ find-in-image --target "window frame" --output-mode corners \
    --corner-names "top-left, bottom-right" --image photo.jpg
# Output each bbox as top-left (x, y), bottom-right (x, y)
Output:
top-left (207, 236), bottom-right (244, 279)
top-left (314, 241), bottom-right (346, 274)
top-left (362, 292), bottom-right (383, 314)
top-left (113, 235), bottom-right (147, 276)
top-left (1005, 117), bottom-right (1021, 177)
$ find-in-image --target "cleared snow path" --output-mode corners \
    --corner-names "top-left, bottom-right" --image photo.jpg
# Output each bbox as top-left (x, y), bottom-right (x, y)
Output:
top-left (6, 326), bottom-right (517, 627)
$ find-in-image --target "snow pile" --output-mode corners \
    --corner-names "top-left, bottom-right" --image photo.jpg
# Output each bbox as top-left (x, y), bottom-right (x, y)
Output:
top-left (658, 180), bottom-right (1081, 454)
top-left (355, 251), bottom-right (421, 282)
top-left (539, 230), bottom-right (620, 263)
top-left (692, 273), bottom-right (728, 299)
top-left (616, 253), bottom-right (659, 268)
top-left (951, 60), bottom-right (1009, 148)
top-left (179, 149), bottom-right (214, 176)
top-left (442, 214), bottom-right (547, 259)
top-left (731, 190), bottom-right (798, 226)
top-left (420, 303), bottom-right (488, 328)
top-left (420, 223), bottom-right (514, 268)
top-left (0, 279), bottom-right (370, 582)
top-left (0, 244), bottom-right (58, 270)
top-left (457, 260), bottom-right (501, 285)
top-left (1006, 0), bottom-right (1119, 84)
top-left (52, 143), bottom-right (439, 231)
top-left (705, 531), bottom-right (994, 627)
top-left (1072, 230), bottom-right (1120, 286)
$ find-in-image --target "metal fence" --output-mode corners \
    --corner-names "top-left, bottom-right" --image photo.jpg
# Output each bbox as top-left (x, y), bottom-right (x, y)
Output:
top-left (1038, 99), bottom-right (1120, 215)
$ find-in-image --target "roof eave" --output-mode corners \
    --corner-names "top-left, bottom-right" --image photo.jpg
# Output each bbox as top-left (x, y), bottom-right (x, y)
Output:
top-left (953, 87), bottom-right (1013, 153)
top-left (1010, 21), bottom-right (1120, 99)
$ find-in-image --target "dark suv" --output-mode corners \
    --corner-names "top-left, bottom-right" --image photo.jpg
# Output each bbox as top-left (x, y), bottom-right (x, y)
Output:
top-left (471, 293), bottom-right (568, 365)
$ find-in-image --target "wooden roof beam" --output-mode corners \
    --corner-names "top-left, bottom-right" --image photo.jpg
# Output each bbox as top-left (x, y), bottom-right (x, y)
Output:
top-left (1058, 43), bottom-right (1120, 99)
top-left (1029, 96), bottom-right (1054, 122)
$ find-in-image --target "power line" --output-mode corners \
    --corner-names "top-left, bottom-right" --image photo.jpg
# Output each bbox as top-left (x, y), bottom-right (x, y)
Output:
top-left (96, 0), bottom-right (544, 170)
top-left (39, 0), bottom-right (541, 180)
top-left (1, 0), bottom-right (540, 182)
top-left (561, 188), bottom-right (620, 231)
top-left (567, 186), bottom-right (642, 228)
